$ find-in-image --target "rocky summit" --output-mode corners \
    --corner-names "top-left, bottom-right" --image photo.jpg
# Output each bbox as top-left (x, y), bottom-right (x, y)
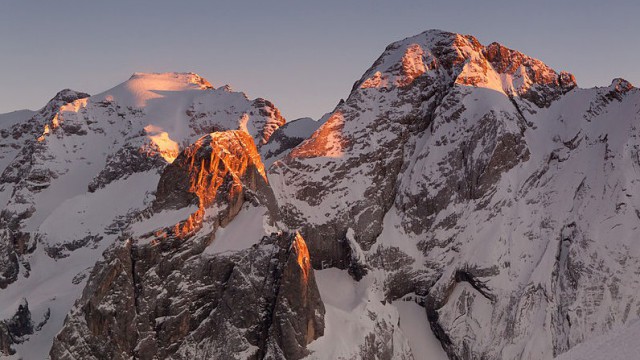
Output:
top-left (0, 30), bottom-right (639, 359)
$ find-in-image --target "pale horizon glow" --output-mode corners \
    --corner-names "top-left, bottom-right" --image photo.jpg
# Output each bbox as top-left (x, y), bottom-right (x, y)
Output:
top-left (1, 0), bottom-right (639, 120)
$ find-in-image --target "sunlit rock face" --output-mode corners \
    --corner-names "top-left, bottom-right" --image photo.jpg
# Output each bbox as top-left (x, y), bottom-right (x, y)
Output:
top-left (153, 130), bottom-right (270, 238)
top-left (155, 130), bottom-right (267, 210)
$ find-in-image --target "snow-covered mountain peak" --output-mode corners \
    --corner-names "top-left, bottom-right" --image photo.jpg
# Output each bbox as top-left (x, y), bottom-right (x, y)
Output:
top-left (91, 72), bottom-right (213, 108)
top-left (32, 89), bottom-right (90, 121)
top-left (31, 71), bottom-right (285, 149)
top-left (357, 29), bottom-right (477, 89)
top-left (357, 29), bottom-right (576, 107)
top-left (219, 84), bottom-right (234, 92)
top-left (609, 77), bottom-right (635, 92)
top-left (128, 71), bottom-right (214, 90)
top-left (48, 89), bottom-right (90, 106)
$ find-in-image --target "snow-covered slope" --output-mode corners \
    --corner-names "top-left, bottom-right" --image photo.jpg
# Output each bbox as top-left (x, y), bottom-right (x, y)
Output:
top-left (554, 319), bottom-right (640, 360)
top-left (1, 30), bottom-right (640, 360)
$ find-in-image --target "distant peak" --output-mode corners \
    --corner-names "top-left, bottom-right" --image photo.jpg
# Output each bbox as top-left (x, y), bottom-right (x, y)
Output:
top-left (128, 72), bottom-right (214, 90)
top-left (401, 29), bottom-right (479, 45)
top-left (93, 72), bottom-right (214, 108)
top-left (37, 88), bottom-right (89, 115)
top-left (610, 78), bottom-right (634, 92)
top-left (50, 89), bottom-right (90, 104)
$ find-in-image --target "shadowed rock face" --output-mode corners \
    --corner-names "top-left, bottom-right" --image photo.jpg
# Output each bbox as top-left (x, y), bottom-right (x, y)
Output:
top-left (49, 232), bottom-right (324, 360)
top-left (251, 98), bottom-right (287, 145)
top-left (0, 299), bottom-right (33, 355)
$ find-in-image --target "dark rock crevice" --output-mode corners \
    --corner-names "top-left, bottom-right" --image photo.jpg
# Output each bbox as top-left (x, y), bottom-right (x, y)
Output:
top-left (0, 299), bottom-right (33, 355)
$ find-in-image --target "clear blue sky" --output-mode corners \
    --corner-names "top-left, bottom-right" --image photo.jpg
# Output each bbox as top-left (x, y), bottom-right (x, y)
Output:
top-left (1, 0), bottom-right (639, 120)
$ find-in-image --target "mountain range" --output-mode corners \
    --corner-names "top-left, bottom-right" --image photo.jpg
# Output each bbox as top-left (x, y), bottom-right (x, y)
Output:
top-left (1, 29), bottom-right (639, 360)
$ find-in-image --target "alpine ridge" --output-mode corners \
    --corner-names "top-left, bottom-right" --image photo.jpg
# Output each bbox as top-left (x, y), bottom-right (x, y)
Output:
top-left (0, 30), bottom-right (639, 360)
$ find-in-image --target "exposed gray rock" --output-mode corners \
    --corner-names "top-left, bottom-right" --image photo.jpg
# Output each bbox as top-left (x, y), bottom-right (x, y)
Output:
top-left (87, 142), bottom-right (166, 193)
